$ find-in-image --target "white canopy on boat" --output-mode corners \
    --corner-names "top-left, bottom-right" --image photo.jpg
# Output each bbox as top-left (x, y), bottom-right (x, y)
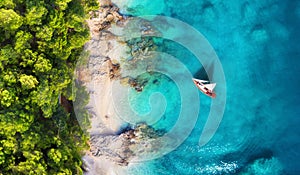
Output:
top-left (205, 83), bottom-right (216, 91)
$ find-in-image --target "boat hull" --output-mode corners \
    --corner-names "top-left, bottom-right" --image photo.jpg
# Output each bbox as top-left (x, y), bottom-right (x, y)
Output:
top-left (193, 79), bottom-right (216, 98)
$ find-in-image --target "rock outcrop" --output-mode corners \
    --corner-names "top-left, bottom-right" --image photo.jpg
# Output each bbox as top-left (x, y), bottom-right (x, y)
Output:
top-left (89, 123), bottom-right (164, 166)
top-left (88, 1), bottom-right (124, 34)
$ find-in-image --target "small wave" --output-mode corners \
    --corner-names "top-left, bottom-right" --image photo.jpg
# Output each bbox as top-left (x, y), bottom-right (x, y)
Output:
top-left (195, 161), bottom-right (239, 175)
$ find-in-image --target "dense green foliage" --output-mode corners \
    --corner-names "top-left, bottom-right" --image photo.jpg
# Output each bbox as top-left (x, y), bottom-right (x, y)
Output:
top-left (0, 0), bottom-right (98, 174)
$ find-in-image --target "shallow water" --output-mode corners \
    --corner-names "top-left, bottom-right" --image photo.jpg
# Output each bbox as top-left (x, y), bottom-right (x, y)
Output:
top-left (113, 0), bottom-right (300, 174)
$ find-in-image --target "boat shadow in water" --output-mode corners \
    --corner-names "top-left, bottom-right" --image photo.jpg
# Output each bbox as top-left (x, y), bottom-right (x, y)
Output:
top-left (193, 63), bottom-right (215, 81)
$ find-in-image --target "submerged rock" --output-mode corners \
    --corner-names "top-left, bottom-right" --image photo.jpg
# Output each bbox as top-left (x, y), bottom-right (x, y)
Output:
top-left (126, 37), bottom-right (156, 58)
top-left (121, 76), bottom-right (149, 92)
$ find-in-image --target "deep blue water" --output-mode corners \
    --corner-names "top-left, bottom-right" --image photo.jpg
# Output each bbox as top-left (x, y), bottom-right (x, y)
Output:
top-left (116, 0), bottom-right (300, 174)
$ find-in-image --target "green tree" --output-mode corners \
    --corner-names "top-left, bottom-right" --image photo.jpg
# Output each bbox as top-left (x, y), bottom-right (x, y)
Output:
top-left (19, 74), bottom-right (39, 89)
top-left (0, 0), bottom-right (98, 174)
top-left (0, 9), bottom-right (22, 31)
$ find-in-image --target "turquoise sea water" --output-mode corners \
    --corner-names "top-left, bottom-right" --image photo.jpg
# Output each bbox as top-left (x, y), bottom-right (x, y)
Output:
top-left (117, 0), bottom-right (300, 174)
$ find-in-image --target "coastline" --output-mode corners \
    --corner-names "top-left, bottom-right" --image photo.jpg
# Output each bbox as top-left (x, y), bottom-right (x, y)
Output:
top-left (78, 0), bottom-right (131, 174)
top-left (76, 0), bottom-right (161, 174)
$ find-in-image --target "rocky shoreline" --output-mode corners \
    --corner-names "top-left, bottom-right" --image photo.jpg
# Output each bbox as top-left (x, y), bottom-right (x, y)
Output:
top-left (76, 0), bottom-right (163, 174)
top-left (89, 123), bottom-right (164, 166)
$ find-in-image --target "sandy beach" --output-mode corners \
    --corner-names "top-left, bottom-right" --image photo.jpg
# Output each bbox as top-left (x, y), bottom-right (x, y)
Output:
top-left (75, 0), bottom-right (166, 173)
top-left (76, 0), bottom-right (133, 174)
